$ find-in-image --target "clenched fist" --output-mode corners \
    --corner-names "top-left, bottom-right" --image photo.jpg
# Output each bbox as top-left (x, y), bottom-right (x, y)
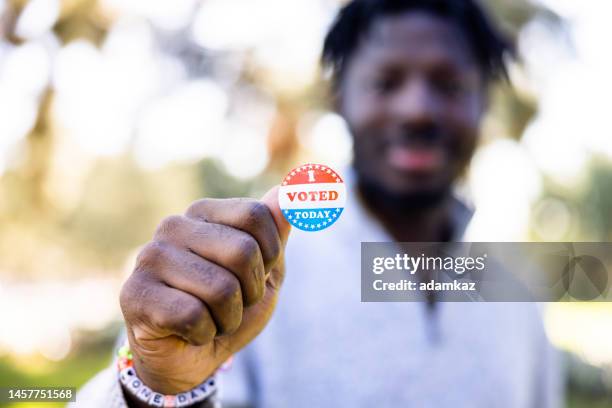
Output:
top-left (119, 187), bottom-right (290, 395)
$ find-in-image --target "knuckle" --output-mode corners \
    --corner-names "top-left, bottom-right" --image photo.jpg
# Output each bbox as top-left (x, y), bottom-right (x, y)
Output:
top-left (156, 215), bottom-right (185, 237)
top-left (175, 300), bottom-right (205, 332)
top-left (158, 298), bottom-right (205, 336)
top-left (185, 199), bottom-right (210, 220)
top-left (151, 308), bottom-right (173, 331)
top-left (119, 277), bottom-right (150, 321)
top-left (119, 278), bottom-right (135, 316)
top-left (245, 201), bottom-right (269, 227)
top-left (136, 242), bottom-right (167, 270)
top-left (231, 234), bottom-right (260, 270)
top-left (243, 201), bottom-right (281, 266)
top-left (209, 276), bottom-right (241, 308)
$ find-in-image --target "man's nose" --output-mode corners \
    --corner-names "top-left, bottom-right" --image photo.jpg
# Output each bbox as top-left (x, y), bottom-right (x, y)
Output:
top-left (390, 78), bottom-right (438, 128)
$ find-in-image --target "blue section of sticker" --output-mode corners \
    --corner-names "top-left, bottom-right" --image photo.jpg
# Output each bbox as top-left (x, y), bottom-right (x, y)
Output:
top-left (283, 208), bottom-right (344, 232)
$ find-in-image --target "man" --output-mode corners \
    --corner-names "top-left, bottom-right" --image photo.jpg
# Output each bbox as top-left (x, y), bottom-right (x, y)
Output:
top-left (78, 0), bottom-right (561, 406)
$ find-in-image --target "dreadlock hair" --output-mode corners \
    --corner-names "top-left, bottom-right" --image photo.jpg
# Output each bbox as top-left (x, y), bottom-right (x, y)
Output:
top-left (322, 0), bottom-right (514, 89)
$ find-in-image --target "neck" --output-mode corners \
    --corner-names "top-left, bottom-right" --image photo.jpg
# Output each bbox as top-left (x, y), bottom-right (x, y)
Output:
top-left (357, 182), bottom-right (453, 242)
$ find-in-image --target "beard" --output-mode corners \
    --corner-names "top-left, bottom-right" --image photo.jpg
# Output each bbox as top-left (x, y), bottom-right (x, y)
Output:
top-left (355, 165), bottom-right (450, 212)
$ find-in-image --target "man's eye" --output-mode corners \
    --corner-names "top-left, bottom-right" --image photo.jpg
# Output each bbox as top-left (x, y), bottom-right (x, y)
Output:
top-left (370, 77), bottom-right (399, 94)
top-left (434, 78), bottom-right (466, 96)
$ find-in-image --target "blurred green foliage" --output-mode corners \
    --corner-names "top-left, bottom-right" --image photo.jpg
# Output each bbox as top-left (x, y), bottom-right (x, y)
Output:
top-left (0, 324), bottom-right (119, 408)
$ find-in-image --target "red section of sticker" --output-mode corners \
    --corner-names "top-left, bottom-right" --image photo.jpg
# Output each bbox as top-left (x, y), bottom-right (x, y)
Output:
top-left (282, 164), bottom-right (343, 186)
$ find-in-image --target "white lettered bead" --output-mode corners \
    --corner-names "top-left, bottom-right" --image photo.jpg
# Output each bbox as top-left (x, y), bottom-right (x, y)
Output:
top-left (126, 377), bottom-right (142, 395)
top-left (119, 367), bottom-right (136, 386)
top-left (148, 392), bottom-right (164, 407)
top-left (136, 385), bottom-right (153, 402)
top-left (175, 391), bottom-right (193, 407)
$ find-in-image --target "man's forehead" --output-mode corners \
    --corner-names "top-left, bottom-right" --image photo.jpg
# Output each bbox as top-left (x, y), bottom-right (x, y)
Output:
top-left (356, 11), bottom-right (475, 67)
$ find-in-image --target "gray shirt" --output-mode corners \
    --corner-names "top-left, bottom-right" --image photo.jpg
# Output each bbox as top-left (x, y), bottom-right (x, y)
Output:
top-left (76, 177), bottom-right (562, 408)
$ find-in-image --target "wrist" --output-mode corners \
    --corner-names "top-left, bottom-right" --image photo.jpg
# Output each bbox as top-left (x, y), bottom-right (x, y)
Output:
top-left (132, 358), bottom-right (217, 396)
top-left (120, 372), bottom-right (217, 408)
top-left (117, 342), bottom-right (231, 407)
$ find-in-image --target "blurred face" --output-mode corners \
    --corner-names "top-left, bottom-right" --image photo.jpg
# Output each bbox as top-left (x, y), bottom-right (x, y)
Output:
top-left (339, 12), bottom-right (486, 204)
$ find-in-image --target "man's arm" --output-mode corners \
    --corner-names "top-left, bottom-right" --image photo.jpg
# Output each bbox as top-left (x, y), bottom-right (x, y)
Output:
top-left (76, 187), bottom-right (289, 407)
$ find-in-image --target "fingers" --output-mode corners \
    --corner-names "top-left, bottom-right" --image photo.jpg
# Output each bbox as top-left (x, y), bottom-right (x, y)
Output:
top-left (120, 276), bottom-right (217, 346)
top-left (136, 242), bottom-right (245, 335)
top-left (153, 218), bottom-right (266, 307)
top-left (185, 196), bottom-right (285, 271)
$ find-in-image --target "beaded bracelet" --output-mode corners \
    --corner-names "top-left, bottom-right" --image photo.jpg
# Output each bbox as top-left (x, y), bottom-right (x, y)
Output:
top-left (117, 342), bottom-right (233, 407)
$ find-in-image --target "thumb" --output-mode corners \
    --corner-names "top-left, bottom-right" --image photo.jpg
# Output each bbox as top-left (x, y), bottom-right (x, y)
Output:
top-left (261, 185), bottom-right (291, 245)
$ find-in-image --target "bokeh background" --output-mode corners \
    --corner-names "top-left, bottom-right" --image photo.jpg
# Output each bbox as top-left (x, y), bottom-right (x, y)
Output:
top-left (1, 0), bottom-right (612, 406)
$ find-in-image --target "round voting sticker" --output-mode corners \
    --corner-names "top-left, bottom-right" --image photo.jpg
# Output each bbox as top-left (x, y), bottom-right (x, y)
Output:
top-left (279, 164), bottom-right (346, 232)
